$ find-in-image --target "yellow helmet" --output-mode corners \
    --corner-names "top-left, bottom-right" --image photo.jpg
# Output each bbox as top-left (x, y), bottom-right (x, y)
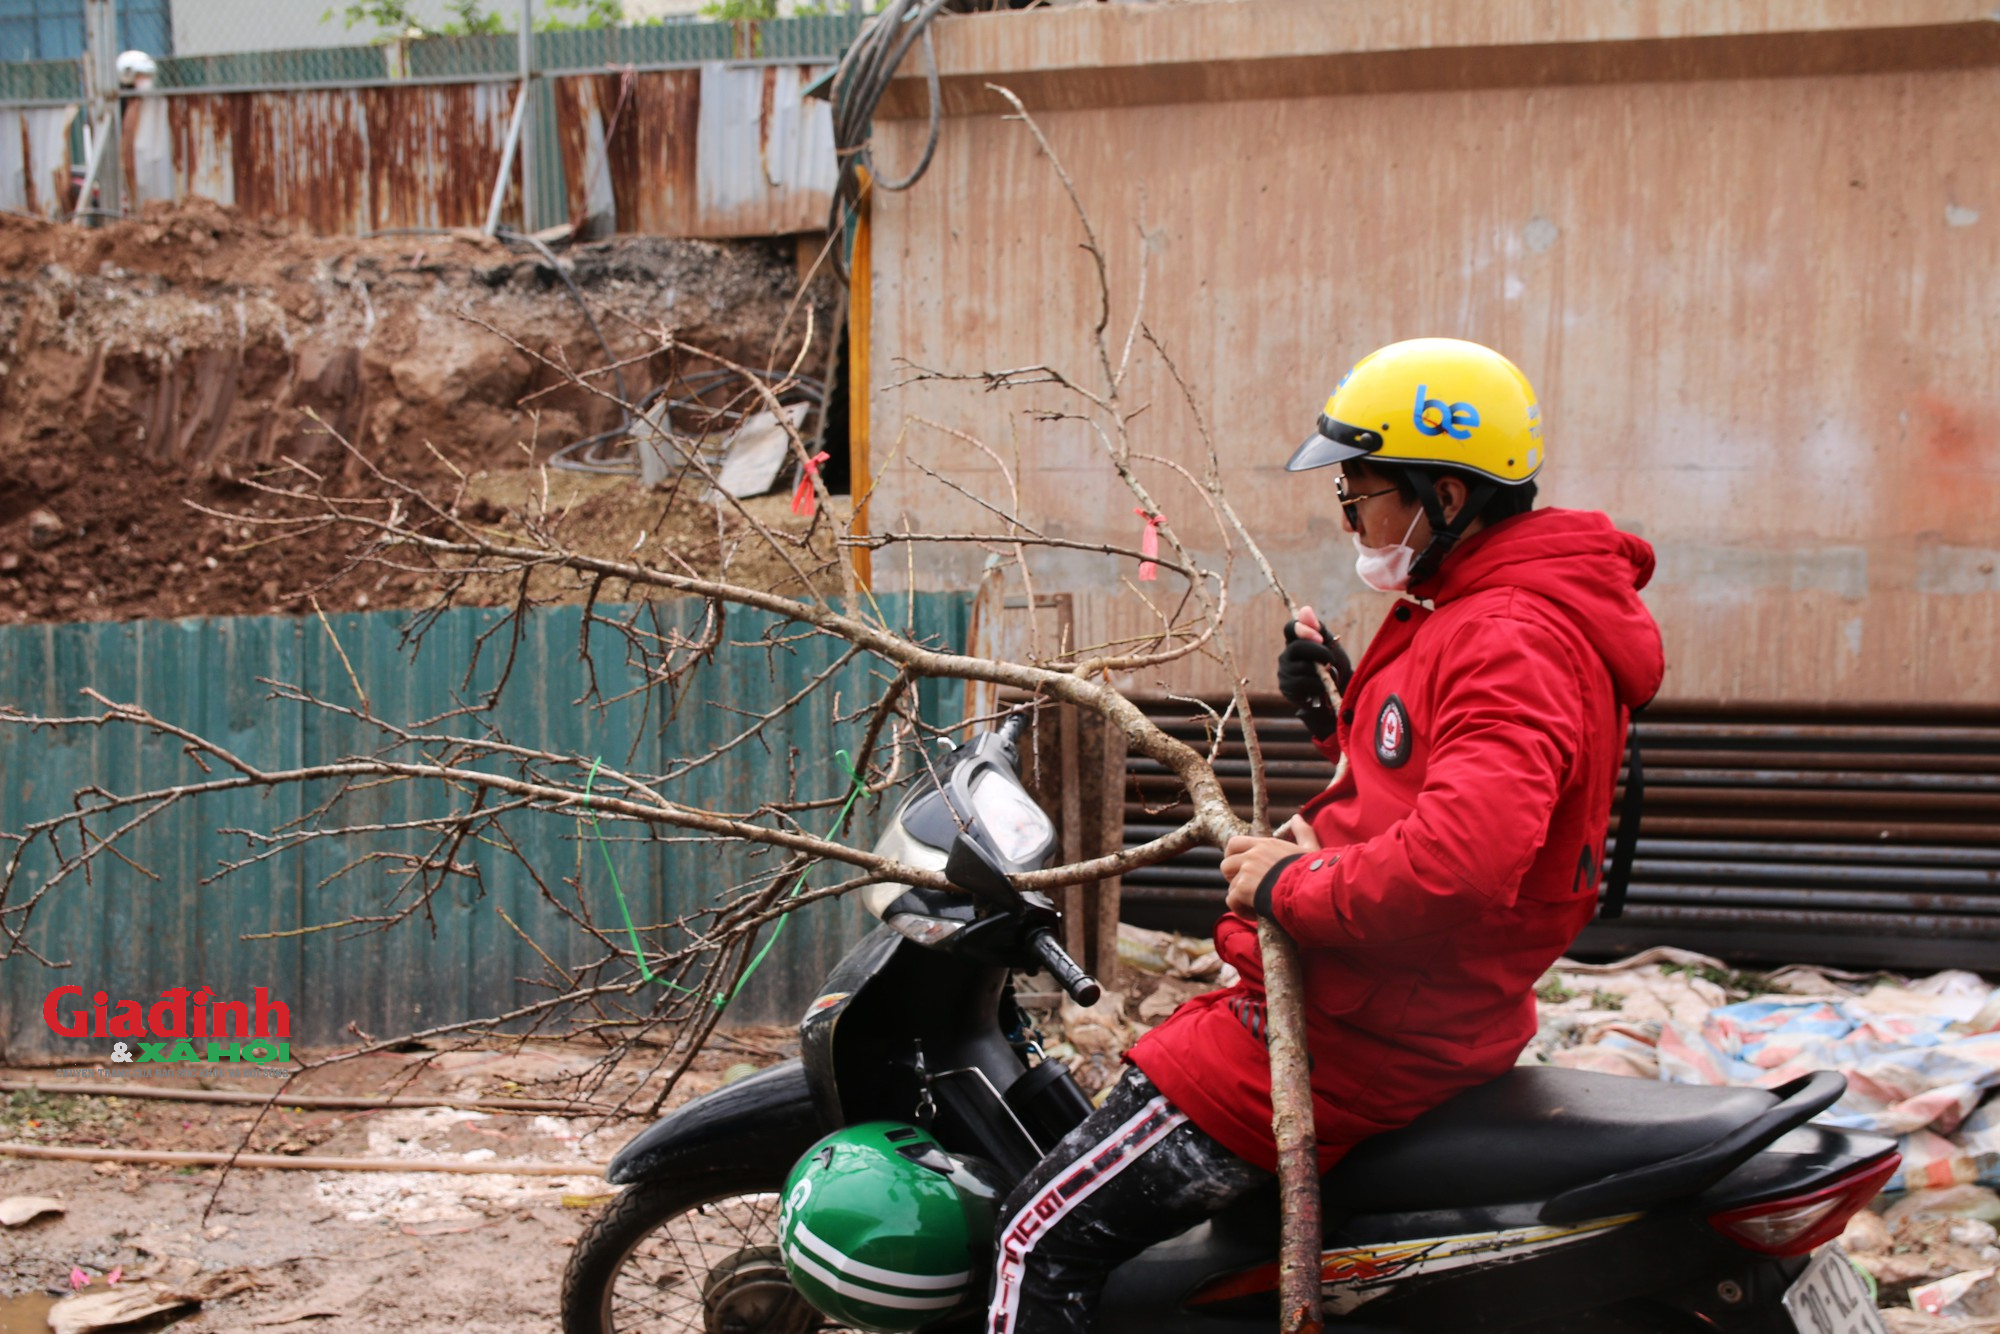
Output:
top-left (1285, 338), bottom-right (1543, 485)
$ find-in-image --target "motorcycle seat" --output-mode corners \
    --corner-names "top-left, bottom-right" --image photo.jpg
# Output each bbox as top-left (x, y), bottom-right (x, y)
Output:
top-left (1323, 1066), bottom-right (1777, 1213)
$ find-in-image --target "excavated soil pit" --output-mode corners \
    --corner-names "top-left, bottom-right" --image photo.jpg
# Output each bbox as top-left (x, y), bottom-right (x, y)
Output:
top-left (0, 200), bottom-right (841, 623)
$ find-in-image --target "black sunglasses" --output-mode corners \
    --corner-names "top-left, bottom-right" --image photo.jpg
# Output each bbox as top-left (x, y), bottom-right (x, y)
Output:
top-left (1334, 476), bottom-right (1399, 528)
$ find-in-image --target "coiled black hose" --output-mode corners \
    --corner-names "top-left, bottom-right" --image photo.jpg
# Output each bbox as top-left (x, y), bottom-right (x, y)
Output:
top-left (826, 0), bottom-right (951, 282)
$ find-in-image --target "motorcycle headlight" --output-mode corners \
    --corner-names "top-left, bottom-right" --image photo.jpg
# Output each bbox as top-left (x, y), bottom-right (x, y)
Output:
top-left (969, 770), bottom-right (1054, 866)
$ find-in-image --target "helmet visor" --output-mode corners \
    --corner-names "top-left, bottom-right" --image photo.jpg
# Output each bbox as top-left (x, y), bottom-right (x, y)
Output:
top-left (1284, 417), bottom-right (1383, 473)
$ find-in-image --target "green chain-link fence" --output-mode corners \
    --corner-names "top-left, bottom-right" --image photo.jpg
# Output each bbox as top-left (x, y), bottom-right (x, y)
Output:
top-left (153, 43), bottom-right (390, 89)
top-left (0, 53), bottom-right (74, 100)
top-left (2, 12), bottom-right (863, 99)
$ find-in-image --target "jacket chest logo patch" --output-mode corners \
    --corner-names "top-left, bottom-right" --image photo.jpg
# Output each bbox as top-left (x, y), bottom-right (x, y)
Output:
top-left (1375, 694), bottom-right (1412, 769)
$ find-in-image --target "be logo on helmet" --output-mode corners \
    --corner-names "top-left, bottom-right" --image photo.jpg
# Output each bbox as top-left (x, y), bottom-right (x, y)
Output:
top-left (1412, 385), bottom-right (1480, 440)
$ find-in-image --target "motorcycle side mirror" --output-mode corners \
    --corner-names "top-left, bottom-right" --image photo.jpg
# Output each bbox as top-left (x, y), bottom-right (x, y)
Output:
top-left (946, 833), bottom-right (1029, 913)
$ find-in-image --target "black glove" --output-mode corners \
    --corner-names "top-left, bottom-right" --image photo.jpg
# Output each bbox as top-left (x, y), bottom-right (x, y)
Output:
top-left (1277, 621), bottom-right (1352, 741)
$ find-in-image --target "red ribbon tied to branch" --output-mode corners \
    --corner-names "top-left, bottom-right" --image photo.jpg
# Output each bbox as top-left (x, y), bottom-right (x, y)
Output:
top-left (792, 451), bottom-right (832, 516)
top-left (1134, 507), bottom-right (1164, 581)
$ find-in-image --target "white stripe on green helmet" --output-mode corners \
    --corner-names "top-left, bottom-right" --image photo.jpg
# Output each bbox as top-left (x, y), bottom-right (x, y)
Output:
top-left (786, 1248), bottom-right (967, 1311)
top-left (794, 1221), bottom-right (972, 1290)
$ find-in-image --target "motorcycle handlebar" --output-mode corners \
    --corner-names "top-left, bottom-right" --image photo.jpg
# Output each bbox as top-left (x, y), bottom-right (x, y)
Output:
top-left (1029, 929), bottom-right (1102, 1008)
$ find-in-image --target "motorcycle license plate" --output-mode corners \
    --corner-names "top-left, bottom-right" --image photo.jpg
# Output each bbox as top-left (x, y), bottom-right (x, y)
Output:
top-left (1783, 1246), bottom-right (1887, 1334)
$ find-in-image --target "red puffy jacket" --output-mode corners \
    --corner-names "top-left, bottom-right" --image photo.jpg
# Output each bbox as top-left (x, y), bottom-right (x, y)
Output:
top-left (1127, 508), bottom-right (1665, 1172)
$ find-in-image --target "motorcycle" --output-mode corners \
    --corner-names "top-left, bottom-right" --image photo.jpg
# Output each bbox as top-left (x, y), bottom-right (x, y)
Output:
top-left (562, 713), bottom-right (1899, 1333)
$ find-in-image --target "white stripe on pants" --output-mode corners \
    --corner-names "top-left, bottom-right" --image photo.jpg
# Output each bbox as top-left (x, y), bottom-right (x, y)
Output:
top-left (985, 1094), bottom-right (1189, 1333)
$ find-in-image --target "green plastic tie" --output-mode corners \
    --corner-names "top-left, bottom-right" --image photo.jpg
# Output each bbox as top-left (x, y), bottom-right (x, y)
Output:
top-left (719, 748), bottom-right (868, 1008)
top-left (582, 758), bottom-right (690, 993)
top-left (582, 748), bottom-right (869, 1008)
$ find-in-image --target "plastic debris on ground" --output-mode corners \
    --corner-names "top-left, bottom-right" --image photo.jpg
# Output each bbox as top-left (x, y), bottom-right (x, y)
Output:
top-left (42, 1265), bottom-right (256, 1334)
top-left (1526, 949), bottom-right (2000, 1191)
top-left (1882, 1311), bottom-right (2000, 1333)
top-left (307, 1106), bottom-right (609, 1227)
top-left (1528, 947), bottom-right (2000, 1328)
top-left (1839, 1189), bottom-right (2000, 1304)
top-left (1119, 922), bottom-right (1241, 1024)
top-left (1913, 1266), bottom-right (1999, 1320)
top-left (0, 1195), bottom-right (64, 1226)
top-left (45, 1285), bottom-right (196, 1334)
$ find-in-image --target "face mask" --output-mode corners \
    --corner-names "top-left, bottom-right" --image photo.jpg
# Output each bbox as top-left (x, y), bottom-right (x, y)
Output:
top-left (1353, 511), bottom-right (1425, 593)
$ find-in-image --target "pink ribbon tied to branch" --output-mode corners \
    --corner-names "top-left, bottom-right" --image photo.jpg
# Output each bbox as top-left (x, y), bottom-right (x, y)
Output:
top-left (792, 451), bottom-right (832, 516)
top-left (1134, 508), bottom-right (1165, 581)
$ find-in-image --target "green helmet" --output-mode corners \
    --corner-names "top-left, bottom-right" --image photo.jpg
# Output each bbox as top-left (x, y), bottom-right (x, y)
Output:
top-left (777, 1122), bottom-right (1002, 1333)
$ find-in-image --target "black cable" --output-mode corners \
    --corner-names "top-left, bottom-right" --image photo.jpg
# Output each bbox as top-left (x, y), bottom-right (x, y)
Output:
top-left (873, 25), bottom-right (939, 193)
top-left (498, 227), bottom-right (631, 416)
top-left (868, 0), bottom-right (950, 131)
top-left (548, 383), bottom-right (676, 474)
top-left (835, 0), bottom-right (911, 149)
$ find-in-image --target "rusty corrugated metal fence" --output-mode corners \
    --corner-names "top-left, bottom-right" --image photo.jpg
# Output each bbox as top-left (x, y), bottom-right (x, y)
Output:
top-left (548, 63), bottom-right (835, 240)
top-left (2, 16), bottom-right (855, 237)
top-left (121, 62), bottom-right (837, 238)
top-left (141, 82), bottom-right (519, 234)
top-left (0, 596), bottom-right (970, 1060)
top-left (0, 103), bottom-right (77, 218)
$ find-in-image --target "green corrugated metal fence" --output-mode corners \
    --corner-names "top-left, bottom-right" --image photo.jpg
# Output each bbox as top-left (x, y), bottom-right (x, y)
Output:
top-left (0, 595), bottom-right (970, 1060)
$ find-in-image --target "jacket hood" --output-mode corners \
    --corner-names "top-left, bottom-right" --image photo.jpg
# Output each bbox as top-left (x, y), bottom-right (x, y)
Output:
top-left (1418, 509), bottom-right (1664, 708)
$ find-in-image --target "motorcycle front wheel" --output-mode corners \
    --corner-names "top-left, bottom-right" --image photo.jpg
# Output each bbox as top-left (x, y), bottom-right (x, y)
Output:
top-left (560, 1159), bottom-right (852, 1334)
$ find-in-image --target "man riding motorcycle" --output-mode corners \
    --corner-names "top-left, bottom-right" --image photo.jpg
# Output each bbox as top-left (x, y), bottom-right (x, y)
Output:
top-left (984, 337), bottom-right (1668, 1334)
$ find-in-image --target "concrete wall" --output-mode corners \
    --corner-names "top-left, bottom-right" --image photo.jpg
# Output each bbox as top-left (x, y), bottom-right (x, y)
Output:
top-left (861, 0), bottom-right (2000, 705)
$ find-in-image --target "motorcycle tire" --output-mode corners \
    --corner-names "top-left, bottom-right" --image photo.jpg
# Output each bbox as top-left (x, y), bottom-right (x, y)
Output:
top-left (561, 1157), bottom-right (834, 1334)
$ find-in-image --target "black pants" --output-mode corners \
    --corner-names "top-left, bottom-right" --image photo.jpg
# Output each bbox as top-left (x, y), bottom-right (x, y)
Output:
top-left (985, 1067), bottom-right (1270, 1334)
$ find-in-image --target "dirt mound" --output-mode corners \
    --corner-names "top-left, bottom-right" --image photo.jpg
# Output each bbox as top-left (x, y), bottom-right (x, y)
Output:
top-left (0, 200), bottom-right (839, 623)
